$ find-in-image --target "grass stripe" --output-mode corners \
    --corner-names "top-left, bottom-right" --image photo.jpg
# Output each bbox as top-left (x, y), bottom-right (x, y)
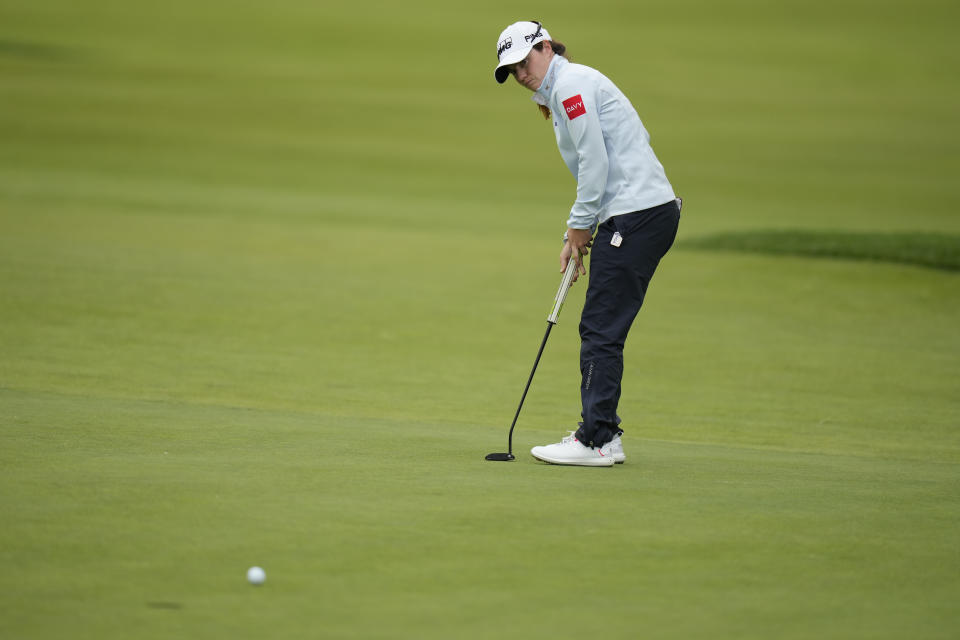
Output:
top-left (683, 230), bottom-right (960, 271)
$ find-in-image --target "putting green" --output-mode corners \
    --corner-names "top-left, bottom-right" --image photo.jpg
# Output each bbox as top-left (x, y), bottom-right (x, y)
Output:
top-left (1, 1), bottom-right (958, 638)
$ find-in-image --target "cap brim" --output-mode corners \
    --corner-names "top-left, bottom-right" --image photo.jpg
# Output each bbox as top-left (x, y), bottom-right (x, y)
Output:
top-left (494, 46), bottom-right (532, 84)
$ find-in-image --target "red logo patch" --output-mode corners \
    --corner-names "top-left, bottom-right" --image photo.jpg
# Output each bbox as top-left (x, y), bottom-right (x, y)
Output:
top-left (562, 95), bottom-right (586, 120)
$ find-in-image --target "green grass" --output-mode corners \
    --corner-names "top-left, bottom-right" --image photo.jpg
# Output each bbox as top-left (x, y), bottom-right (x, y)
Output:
top-left (2, 0), bottom-right (959, 638)
top-left (685, 230), bottom-right (960, 271)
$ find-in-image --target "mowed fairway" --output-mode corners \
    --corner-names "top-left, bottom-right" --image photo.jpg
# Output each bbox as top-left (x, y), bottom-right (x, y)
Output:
top-left (2, 1), bottom-right (959, 638)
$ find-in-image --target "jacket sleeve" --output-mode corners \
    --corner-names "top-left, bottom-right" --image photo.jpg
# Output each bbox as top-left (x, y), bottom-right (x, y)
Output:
top-left (558, 85), bottom-right (608, 230)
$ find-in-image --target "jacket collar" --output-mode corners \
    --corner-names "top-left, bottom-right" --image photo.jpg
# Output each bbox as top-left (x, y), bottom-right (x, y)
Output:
top-left (531, 55), bottom-right (567, 107)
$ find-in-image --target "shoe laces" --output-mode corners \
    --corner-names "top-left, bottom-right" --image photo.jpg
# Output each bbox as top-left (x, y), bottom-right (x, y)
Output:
top-left (561, 430), bottom-right (578, 444)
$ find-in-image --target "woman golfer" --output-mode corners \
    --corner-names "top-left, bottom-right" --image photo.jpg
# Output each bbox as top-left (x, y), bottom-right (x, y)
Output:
top-left (494, 21), bottom-right (681, 466)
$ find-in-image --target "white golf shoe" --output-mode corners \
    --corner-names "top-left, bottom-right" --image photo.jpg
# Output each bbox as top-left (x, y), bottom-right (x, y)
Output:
top-left (608, 434), bottom-right (626, 464)
top-left (531, 433), bottom-right (615, 467)
top-left (564, 430), bottom-right (625, 463)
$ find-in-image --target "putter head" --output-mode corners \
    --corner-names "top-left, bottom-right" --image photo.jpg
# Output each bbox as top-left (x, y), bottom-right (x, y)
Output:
top-left (485, 452), bottom-right (515, 462)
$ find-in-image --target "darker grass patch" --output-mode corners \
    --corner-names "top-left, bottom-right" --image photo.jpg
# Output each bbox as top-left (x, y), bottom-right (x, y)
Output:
top-left (0, 39), bottom-right (73, 61)
top-left (682, 230), bottom-right (960, 272)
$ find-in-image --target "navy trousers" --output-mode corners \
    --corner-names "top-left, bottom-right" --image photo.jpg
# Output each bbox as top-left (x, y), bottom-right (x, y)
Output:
top-left (574, 200), bottom-right (681, 448)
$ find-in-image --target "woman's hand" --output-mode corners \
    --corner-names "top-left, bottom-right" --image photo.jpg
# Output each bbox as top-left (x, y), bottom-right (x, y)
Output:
top-left (560, 228), bottom-right (593, 283)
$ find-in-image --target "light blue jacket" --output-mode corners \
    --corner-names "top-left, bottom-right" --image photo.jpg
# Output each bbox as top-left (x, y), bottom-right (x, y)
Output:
top-left (532, 55), bottom-right (675, 231)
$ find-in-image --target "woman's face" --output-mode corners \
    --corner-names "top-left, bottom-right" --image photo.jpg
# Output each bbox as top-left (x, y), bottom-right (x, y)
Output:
top-left (509, 43), bottom-right (554, 91)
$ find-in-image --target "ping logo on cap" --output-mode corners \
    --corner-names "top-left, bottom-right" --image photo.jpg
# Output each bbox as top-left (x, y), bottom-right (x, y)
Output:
top-left (497, 37), bottom-right (513, 60)
top-left (524, 23), bottom-right (543, 43)
top-left (562, 95), bottom-right (586, 120)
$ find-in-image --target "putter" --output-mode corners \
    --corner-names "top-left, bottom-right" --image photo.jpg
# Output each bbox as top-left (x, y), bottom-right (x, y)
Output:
top-left (485, 257), bottom-right (581, 461)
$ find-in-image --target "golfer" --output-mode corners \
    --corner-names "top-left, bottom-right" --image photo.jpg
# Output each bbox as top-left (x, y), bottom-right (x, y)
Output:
top-left (494, 21), bottom-right (681, 466)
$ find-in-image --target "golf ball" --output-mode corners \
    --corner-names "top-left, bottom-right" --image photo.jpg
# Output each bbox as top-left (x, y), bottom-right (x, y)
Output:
top-left (247, 566), bottom-right (266, 585)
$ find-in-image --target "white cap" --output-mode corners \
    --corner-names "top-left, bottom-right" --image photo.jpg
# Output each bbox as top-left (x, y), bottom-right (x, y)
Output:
top-left (494, 21), bottom-right (551, 84)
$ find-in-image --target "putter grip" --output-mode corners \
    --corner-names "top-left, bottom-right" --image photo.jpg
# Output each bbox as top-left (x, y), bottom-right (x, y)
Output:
top-left (548, 258), bottom-right (579, 324)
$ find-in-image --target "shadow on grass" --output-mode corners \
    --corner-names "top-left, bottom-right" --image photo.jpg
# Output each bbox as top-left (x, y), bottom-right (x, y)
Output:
top-left (681, 230), bottom-right (960, 272)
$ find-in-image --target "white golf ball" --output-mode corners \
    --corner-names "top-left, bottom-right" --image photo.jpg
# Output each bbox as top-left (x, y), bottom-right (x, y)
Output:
top-left (247, 566), bottom-right (266, 585)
